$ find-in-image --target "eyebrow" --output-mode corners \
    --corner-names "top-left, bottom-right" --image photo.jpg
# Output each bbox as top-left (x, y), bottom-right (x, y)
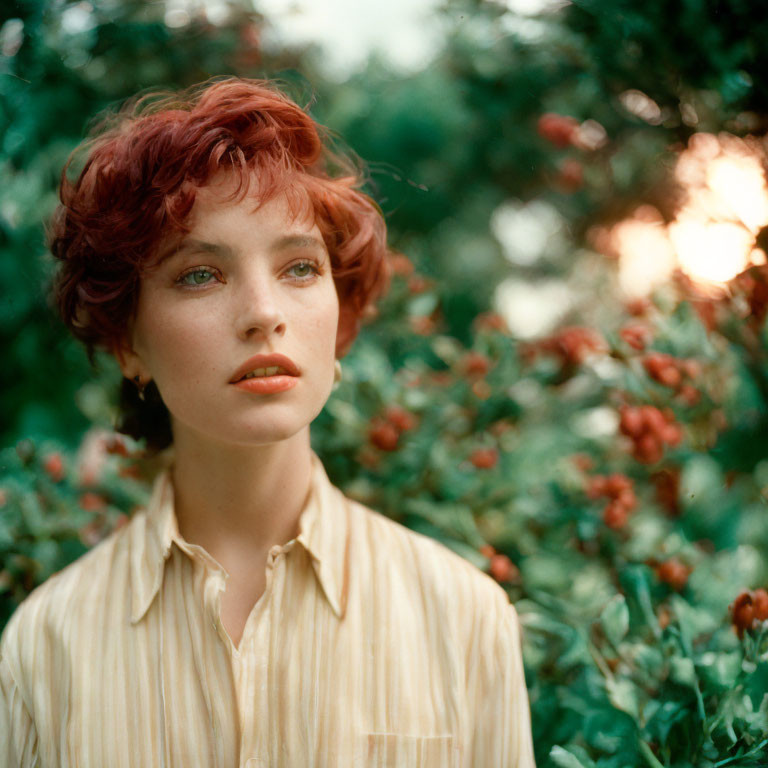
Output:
top-left (156, 234), bottom-right (326, 265)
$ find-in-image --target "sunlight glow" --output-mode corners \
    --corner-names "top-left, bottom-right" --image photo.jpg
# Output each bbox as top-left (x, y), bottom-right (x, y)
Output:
top-left (608, 132), bottom-right (768, 297)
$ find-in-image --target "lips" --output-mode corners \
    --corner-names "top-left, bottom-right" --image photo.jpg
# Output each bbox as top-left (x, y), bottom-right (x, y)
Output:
top-left (229, 353), bottom-right (301, 383)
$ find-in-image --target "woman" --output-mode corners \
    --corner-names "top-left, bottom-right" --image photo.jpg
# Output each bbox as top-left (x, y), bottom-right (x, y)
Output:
top-left (0, 78), bottom-right (536, 767)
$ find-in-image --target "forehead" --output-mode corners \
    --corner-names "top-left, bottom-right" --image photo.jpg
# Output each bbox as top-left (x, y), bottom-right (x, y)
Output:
top-left (148, 171), bottom-right (319, 268)
top-left (190, 169), bottom-right (314, 226)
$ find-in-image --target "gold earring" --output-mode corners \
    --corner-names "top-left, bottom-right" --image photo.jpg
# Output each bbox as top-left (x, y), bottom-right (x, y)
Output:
top-left (332, 359), bottom-right (342, 391)
top-left (133, 375), bottom-right (147, 402)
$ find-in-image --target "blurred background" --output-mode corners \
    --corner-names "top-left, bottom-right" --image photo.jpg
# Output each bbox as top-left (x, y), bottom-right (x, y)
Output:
top-left (2, 1), bottom-right (768, 765)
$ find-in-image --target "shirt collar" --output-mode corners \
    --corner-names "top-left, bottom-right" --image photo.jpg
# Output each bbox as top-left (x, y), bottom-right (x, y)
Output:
top-left (129, 450), bottom-right (351, 624)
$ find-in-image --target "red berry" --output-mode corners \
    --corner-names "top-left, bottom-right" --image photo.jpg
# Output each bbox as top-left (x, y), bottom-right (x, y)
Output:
top-left (489, 554), bottom-right (519, 582)
top-left (461, 351), bottom-right (491, 377)
top-left (537, 113), bottom-right (579, 148)
top-left (753, 588), bottom-right (768, 621)
top-left (479, 544), bottom-right (496, 559)
top-left (471, 380), bottom-right (493, 400)
top-left (625, 298), bottom-right (652, 316)
top-left (656, 558), bottom-right (689, 591)
top-left (617, 489), bottom-right (638, 511)
top-left (619, 406), bottom-right (645, 438)
top-left (620, 323), bottom-right (651, 351)
top-left (643, 353), bottom-right (667, 378)
top-left (603, 501), bottom-right (629, 529)
top-left (469, 448), bottom-right (499, 469)
top-left (79, 492), bottom-right (106, 511)
top-left (384, 405), bottom-right (417, 433)
top-left (586, 475), bottom-right (607, 499)
top-left (639, 406), bottom-right (667, 435)
top-left (634, 434), bottom-right (663, 464)
top-left (661, 423), bottom-right (683, 447)
top-left (682, 359), bottom-right (702, 379)
top-left (658, 365), bottom-right (682, 388)
top-left (677, 384), bottom-right (701, 407)
top-left (605, 473), bottom-right (632, 496)
top-left (369, 422), bottom-right (400, 451)
top-left (43, 452), bottom-right (65, 483)
top-left (731, 591), bottom-right (755, 636)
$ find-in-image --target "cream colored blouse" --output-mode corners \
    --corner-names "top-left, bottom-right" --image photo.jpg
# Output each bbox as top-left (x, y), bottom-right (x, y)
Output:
top-left (1, 450), bottom-right (536, 767)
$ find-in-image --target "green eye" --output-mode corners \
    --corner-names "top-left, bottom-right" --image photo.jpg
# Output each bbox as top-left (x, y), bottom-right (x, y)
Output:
top-left (178, 268), bottom-right (215, 287)
top-left (288, 261), bottom-right (320, 280)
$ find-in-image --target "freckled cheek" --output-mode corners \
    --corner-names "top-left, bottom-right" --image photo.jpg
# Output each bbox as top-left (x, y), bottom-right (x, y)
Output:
top-left (138, 307), bottom-right (220, 373)
top-left (306, 303), bottom-right (340, 348)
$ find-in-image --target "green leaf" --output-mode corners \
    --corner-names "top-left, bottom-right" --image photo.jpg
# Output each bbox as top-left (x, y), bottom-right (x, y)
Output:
top-left (620, 565), bottom-right (659, 638)
top-left (670, 656), bottom-right (697, 687)
top-left (549, 745), bottom-right (596, 768)
top-left (600, 593), bottom-right (629, 648)
top-left (606, 677), bottom-right (641, 721)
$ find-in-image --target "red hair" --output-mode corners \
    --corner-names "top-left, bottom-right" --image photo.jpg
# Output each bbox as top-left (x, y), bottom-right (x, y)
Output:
top-left (49, 77), bottom-right (391, 361)
top-left (47, 77), bottom-right (392, 452)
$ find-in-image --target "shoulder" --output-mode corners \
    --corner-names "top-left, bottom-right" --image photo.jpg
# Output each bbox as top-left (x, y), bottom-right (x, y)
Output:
top-left (345, 496), bottom-right (514, 623)
top-left (0, 514), bottom-right (139, 678)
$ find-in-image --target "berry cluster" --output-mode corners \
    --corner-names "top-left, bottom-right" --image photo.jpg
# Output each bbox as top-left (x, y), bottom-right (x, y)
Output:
top-left (619, 322), bottom-right (653, 351)
top-left (618, 404), bottom-right (683, 464)
top-left (730, 588), bottom-right (768, 638)
top-left (585, 472), bottom-right (637, 529)
top-left (368, 405), bottom-right (418, 452)
top-left (643, 352), bottom-right (702, 406)
top-left (522, 326), bottom-right (605, 369)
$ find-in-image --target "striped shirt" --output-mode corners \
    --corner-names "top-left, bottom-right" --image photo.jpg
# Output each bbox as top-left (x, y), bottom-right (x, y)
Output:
top-left (1, 450), bottom-right (536, 767)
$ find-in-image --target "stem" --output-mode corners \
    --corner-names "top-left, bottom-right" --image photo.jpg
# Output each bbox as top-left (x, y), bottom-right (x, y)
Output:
top-left (587, 639), bottom-right (614, 682)
top-left (639, 739), bottom-right (666, 768)
top-left (714, 737), bottom-right (768, 767)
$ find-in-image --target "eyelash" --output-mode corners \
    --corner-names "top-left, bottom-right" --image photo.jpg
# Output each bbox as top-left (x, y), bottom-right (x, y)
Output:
top-left (174, 260), bottom-right (322, 290)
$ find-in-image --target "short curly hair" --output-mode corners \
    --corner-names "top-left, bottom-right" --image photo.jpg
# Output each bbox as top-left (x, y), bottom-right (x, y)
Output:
top-left (47, 77), bottom-right (392, 455)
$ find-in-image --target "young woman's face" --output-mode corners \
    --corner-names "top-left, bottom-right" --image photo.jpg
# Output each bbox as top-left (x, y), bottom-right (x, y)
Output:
top-left (118, 174), bottom-right (340, 448)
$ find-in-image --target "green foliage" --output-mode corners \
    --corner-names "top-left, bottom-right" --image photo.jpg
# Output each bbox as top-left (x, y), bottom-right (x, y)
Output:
top-left (3, 0), bottom-right (768, 765)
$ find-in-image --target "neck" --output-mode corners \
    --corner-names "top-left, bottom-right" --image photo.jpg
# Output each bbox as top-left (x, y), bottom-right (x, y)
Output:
top-left (167, 426), bottom-right (314, 563)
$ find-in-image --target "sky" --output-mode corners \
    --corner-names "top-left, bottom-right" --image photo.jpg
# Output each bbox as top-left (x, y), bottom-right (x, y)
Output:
top-left (253, 0), bottom-right (445, 80)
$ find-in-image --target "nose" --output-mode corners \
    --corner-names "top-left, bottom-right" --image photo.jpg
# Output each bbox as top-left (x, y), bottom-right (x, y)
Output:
top-left (234, 268), bottom-right (287, 341)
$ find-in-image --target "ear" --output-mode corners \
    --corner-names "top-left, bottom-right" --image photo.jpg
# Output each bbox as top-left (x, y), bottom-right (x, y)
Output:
top-left (110, 335), bottom-right (142, 380)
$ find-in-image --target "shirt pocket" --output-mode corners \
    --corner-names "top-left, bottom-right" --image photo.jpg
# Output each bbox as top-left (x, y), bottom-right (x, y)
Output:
top-left (360, 733), bottom-right (459, 768)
